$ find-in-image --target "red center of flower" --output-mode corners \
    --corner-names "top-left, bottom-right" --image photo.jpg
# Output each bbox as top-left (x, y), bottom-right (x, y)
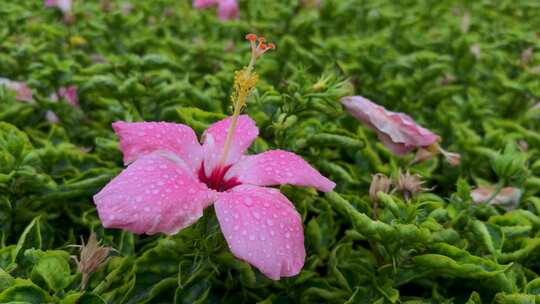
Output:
top-left (198, 163), bottom-right (241, 192)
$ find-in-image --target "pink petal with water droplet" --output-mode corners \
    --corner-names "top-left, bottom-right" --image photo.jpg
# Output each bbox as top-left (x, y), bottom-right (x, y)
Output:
top-left (112, 121), bottom-right (203, 173)
top-left (201, 115), bottom-right (258, 176)
top-left (94, 153), bottom-right (217, 235)
top-left (341, 96), bottom-right (439, 155)
top-left (217, 0), bottom-right (239, 20)
top-left (215, 185), bottom-right (305, 280)
top-left (226, 150), bottom-right (335, 192)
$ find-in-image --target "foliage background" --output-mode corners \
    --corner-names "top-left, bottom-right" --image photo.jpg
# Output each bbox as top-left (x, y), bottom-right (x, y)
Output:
top-left (1, 0), bottom-right (540, 303)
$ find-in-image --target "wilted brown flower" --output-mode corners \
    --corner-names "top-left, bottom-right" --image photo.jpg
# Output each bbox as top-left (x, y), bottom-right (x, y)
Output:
top-left (369, 173), bottom-right (392, 203)
top-left (461, 11), bottom-right (471, 33)
top-left (395, 171), bottom-right (429, 201)
top-left (440, 73), bottom-right (457, 86)
top-left (521, 47), bottom-right (534, 66)
top-left (470, 43), bottom-right (481, 59)
top-left (369, 173), bottom-right (392, 218)
top-left (72, 232), bottom-right (113, 290)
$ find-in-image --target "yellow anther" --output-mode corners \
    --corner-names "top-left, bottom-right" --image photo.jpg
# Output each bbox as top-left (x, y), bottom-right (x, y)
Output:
top-left (230, 67), bottom-right (259, 110)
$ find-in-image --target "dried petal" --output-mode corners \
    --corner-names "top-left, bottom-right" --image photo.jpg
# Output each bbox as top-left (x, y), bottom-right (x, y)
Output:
top-left (341, 96), bottom-right (439, 155)
top-left (471, 186), bottom-right (522, 210)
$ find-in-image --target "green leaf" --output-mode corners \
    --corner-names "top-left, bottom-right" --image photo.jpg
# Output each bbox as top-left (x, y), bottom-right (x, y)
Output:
top-left (30, 251), bottom-right (72, 292)
top-left (13, 217), bottom-right (42, 263)
top-left (0, 279), bottom-right (51, 304)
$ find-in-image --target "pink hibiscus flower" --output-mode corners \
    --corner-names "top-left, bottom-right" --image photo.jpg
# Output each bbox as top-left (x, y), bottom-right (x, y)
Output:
top-left (50, 85), bottom-right (79, 107)
top-left (193, 0), bottom-right (239, 21)
top-left (44, 0), bottom-right (72, 13)
top-left (341, 96), bottom-right (460, 166)
top-left (0, 78), bottom-right (33, 102)
top-left (93, 115), bottom-right (335, 280)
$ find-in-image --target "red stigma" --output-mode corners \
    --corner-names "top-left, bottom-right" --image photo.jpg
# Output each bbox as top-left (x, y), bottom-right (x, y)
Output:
top-left (246, 33), bottom-right (275, 59)
top-left (246, 33), bottom-right (257, 41)
top-left (198, 162), bottom-right (241, 192)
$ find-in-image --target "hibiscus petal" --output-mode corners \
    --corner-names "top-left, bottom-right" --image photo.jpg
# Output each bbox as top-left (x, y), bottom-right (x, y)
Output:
top-left (226, 150), bottom-right (335, 192)
top-left (341, 96), bottom-right (439, 153)
top-left (214, 185), bottom-right (305, 280)
top-left (94, 153), bottom-right (216, 235)
top-left (112, 121), bottom-right (203, 173)
top-left (217, 0), bottom-right (239, 20)
top-left (377, 132), bottom-right (416, 155)
top-left (201, 115), bottom-right (258, 175)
